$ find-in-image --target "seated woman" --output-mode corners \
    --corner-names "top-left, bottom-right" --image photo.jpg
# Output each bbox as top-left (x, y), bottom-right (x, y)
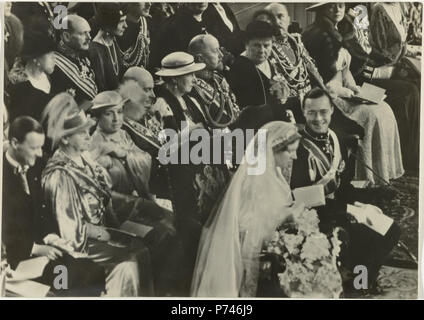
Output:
top-left (41, 93), bottom-right (154, 297)
top-left (369, 2), bottom-right (420, 84)
top-left (253, 6), bottom-right (364, 182)
top-left (338, 4), bottom-right (420, 172)
top-left (191, 121), bottom-right (307, 297)
top-left (153, 51), bottom-right (208, 132)
top-left (227, 20), bottom-right (291, 124)
top-left (8, 30), bottom-right (56, 122)
top-left (302, 3), bottom-right (404, 185)
top-left (88, 90), bottom-right (184, 297)
top-left (89, 90), bottom-right (152, 199)
top-left (89, 3), bottom-right (127, 91)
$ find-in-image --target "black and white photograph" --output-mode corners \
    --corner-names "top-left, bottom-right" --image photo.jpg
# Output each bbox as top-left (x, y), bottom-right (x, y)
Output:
top-left (0, 1), bottom-right (421, 300)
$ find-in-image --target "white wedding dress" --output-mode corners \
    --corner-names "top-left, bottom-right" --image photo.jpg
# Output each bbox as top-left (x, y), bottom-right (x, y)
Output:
top-left (191, 121), bottom-right (298, 297)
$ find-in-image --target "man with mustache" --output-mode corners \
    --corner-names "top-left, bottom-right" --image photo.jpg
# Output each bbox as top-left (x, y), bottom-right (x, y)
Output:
top-left (50, 14), bottom-right (98, 105)
top-left (290, 87), bottom-right (400, 297)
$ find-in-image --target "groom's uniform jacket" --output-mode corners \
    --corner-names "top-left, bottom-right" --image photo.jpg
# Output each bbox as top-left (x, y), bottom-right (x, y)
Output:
top-left (290, 126), bottom-right (400, 285)
top-left (290, 126), bottom-right (356, 227)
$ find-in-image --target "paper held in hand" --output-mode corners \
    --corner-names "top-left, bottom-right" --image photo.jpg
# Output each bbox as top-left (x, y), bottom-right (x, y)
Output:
top-left (6, 279), bottom-right (50, 297)
top-left (9, 256), bottom-right (50, 282)
top-left (6, 257), bottom-right (51, 297)
top-left (292, 185), bottom-right (326, 208)
top-left (347, 204), bottom-right (394, 236)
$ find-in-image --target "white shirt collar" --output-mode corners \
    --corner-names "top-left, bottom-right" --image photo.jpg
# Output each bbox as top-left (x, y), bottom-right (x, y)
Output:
top-left (6, 150), bottom-right (29, 173)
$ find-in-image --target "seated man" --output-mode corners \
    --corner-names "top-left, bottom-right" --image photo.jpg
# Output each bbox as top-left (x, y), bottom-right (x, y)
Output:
top-left (290, 88), bottom-right (400, 296)
top-left (188, 34), bottom-right (241, 130)
top-left (50, 15), bottom-right (98, 105)
top-left (118, 67), bottom-right (170, 200)
top-left (2, 116), bottom-right (105, 296)
top-left (88, 91), bottom-right (184, 297)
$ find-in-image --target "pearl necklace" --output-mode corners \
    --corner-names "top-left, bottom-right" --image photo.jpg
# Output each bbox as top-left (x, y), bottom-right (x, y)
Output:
top-left (102, 36), bottom-right (119, 76)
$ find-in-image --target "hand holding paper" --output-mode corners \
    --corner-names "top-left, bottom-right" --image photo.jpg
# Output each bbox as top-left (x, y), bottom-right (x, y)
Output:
top-left (292, 185), bottom-right (326, 208)
top-left (347, 202), bottom-right (393, 236)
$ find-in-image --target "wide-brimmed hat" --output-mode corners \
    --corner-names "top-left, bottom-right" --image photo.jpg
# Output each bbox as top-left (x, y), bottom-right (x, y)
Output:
top-left (305, 2), bottom-right (330, 11)
top-left (155, 52), bottom-right (205, 77)
top-left (90, 91), bottom-right (129, 112)
top-left (21, 31), bottom-right (56, 61)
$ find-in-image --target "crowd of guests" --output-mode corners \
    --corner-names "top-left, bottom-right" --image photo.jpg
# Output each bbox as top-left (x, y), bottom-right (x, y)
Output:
top-left (2, 2), bottom-right (421, 297)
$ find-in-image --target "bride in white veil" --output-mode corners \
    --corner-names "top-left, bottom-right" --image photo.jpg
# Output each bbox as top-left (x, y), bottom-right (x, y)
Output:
top-left (191, 121), bottom-right (303, 297)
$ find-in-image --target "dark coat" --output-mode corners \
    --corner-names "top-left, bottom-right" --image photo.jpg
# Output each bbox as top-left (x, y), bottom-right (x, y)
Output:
top-left (302, 16), bottom-right (344, 83)
top-left (2, 155), bottom-right (106, 295)
top-left (155, 85), bottom-right (207, 132)
top-left (227, 56), bottom-right (277, 109)
top-left (203, 4), bottom-right (244, 56)
top-left (150, 7), bottom-right (207, 69)
top-left (88, 41), bottom-right (124, 92)
top-left (8, 81), bottom-right (52, 122)
top-left (50, 51), bottom-right (98, 106)
top-left (2, 156), bottom-right (56, 269)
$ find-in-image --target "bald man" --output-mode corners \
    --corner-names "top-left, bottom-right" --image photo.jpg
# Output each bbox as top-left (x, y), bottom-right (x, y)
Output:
top-left (118, 67), bottom-right (163, 156)
top-left (188, 34), bottom-right (240, 129)
top-left (50, 15), bottom-right (98, 104)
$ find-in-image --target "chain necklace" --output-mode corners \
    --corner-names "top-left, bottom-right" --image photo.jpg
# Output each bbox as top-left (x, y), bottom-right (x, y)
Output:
top-left (272, 36), bottom-right (309, 86)
top-left (119, 17), bottom-right (150, 68)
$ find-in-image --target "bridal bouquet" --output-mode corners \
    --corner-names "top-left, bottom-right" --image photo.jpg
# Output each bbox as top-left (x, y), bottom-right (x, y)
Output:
top-left (265, 208), bottom-right (343, 298)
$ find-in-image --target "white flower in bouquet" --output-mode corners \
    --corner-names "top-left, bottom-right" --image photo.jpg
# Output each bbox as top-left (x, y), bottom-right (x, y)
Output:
top-left (294, 208), bottom-right (320, 236)
top-left (300, 233), bottom-right (331, 262)
top-left (281, 233), bottom-right (303, 255)
top-left (267, 207), bottom-right (343, 298)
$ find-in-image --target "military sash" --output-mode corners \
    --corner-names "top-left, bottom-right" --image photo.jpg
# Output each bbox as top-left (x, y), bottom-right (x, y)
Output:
top-left (301, 129), bottom-right (343, 196)
top-left (54, 52), bottom-right (98, 99)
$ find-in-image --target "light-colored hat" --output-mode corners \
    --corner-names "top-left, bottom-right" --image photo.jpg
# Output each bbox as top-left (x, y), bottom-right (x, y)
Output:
top-left (155, 52), bottom-right (205, 77)
top-left (305, 2), bottom-right (330, 11)
top-left (90, 91), bottom-right (129, 111)
top-left (41, 92), bottom-right (96, 150)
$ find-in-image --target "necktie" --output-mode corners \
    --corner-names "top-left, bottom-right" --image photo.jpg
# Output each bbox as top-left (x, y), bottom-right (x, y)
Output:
top-left (15, 166), bottom-right (30, 195)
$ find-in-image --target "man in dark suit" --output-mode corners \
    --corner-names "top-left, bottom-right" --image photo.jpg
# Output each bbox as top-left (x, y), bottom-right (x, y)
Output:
top-left (150, 3), bottom-right (209, 69)
top-left (290, 88), bottom-right (400, 296)
top-left (2, 116), bottom-right (105, 296)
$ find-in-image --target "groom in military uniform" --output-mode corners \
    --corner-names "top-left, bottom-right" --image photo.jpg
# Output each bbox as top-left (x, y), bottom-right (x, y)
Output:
top-left (290, 87), bottom-right (400, 296)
